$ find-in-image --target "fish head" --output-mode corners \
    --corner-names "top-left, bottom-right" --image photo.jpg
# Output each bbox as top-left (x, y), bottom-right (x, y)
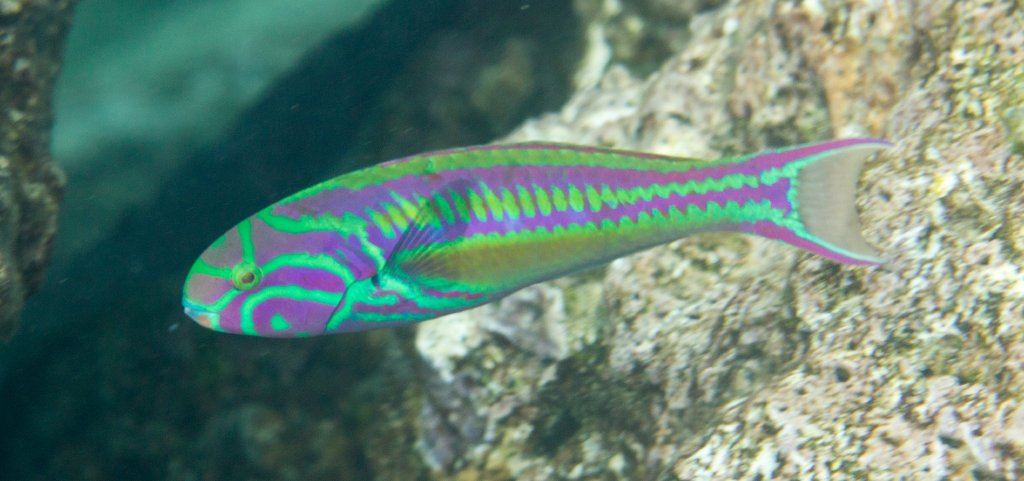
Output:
top-left (182, 214), bottom-right (350, 337)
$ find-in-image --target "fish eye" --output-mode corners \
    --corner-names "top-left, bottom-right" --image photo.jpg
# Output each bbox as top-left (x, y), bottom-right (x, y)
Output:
top-left (231, 262), bottom-right (263, 290)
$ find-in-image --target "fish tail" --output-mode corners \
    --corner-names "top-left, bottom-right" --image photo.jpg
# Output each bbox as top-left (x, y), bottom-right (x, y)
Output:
top-left (752, 138), bottom-right (888, 265)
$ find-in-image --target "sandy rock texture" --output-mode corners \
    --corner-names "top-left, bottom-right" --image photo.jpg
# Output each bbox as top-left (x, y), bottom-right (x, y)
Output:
top-left (0, 0), bottom-right (70, 339)
top-left (365, 0), bottom-right (1024, 479)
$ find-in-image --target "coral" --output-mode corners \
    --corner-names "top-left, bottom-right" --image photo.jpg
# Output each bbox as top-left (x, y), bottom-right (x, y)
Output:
top-left (364, 0), bottom-right (1024, 479)
top-left (0, 0), bottom-right (70, 339)
top-left (572, 0), bottom-right (721, 80)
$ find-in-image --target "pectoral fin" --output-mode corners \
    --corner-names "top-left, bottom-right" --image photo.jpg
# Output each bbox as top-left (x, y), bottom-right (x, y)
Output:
top-left (382, 180), bottom-right (473, 291)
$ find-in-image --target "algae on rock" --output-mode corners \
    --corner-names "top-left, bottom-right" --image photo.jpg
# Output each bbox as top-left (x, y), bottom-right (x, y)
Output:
top-left (363, 1), bottom-right (1024, 480)
top-left (0, 0), bottom-right (70, 339)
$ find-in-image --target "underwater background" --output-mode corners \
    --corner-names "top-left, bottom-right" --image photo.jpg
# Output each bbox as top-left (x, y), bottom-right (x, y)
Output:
top-left (1, 0), bottom-right (1023, 480)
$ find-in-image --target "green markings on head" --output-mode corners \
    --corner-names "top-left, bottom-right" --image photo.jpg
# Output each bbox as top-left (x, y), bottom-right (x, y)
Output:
top-left (258, 208), bottom-right (369, 237)
top-left (240, 285), bottom-right (344, 336)
top-left (238, 219), bottom-right (256, 263)
top-left (324, 278), bottom-right (398, 331)
top-left (262, 253), bottom-right (357, 285)
top-left (188, 250), bottom-right (358, 318)
top-left (187, 207), bottom-right (359, 318)
top-left (270, 314), bottom-right (291, 332)
top-left (189, 258), bottom-right (232, 278)
top-left (266, 209), bottom-right (385, 272)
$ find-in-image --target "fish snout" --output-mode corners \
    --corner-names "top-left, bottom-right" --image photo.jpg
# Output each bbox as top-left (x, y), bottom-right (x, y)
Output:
top-left (183, 302), bottom-right (220, 330)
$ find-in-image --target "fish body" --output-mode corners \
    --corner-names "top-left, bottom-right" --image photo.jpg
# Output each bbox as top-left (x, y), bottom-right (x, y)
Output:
top-left (182, 139), bottom-right (886, 337)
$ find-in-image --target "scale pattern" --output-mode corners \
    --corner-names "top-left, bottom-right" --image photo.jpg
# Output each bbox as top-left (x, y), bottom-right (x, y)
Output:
top-left (182, 139), bottom-right (886, 337)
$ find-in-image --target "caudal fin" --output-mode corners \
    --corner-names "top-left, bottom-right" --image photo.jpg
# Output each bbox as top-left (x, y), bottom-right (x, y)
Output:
top-left (787, 139), bottom-right (887, 265)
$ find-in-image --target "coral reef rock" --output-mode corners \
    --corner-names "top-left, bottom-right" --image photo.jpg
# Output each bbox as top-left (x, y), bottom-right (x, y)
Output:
top-left (364, 1), bottom-right (1024, 479)
top-left (0, 0), bottom-right (70, 339)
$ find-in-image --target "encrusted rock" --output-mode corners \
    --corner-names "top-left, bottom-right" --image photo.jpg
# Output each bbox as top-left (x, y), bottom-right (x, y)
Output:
top-left (365, 0), bottom-right (1024, 479)
top-left (0, 0), bottom-right (70, 338)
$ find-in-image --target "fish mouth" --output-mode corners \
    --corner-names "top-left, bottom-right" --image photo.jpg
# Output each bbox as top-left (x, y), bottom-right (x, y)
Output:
top-left (183, 300), bottom-right (220, 330)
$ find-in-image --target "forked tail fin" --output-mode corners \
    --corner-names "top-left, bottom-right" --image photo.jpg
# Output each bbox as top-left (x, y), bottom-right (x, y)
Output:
top-left (755, 138), bottom-right (888, 265)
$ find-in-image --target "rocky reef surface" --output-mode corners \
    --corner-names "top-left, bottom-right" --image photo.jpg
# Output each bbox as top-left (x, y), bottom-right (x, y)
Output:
top-left (3, 0), bottom-right (1022, 480)
top-left (363, 0), bottom-right (1024, 479)
top-left (0, 0), bottom-right (70, 339)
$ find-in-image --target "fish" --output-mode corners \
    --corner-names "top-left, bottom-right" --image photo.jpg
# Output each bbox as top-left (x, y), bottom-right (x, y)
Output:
top-left (182, 138), bottom-right (886, 337)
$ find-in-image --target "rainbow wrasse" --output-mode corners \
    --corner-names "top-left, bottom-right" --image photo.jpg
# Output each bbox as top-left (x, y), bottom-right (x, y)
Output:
top-left (182, 139), bottom-right (886, 337)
